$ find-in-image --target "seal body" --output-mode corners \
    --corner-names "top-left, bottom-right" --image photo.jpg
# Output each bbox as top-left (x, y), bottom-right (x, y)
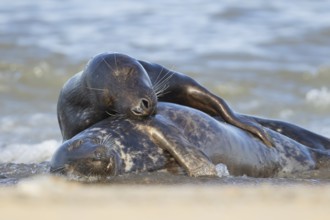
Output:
top-left (57, 52), bottom-right (274, 147)
top-left (51, 103), bottom-right (327, 179)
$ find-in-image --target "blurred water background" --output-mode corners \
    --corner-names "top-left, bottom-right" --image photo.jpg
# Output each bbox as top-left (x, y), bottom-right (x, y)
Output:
top-left (0, 0), bottom-right (330, 183)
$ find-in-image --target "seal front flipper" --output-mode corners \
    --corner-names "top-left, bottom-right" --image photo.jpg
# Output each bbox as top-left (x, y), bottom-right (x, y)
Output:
top-left (139, 61), bottom-right (274, 147)
top-left (146, 117), bottom-right (218, 177)
top-left (151, 130), bottom-right (217, 177)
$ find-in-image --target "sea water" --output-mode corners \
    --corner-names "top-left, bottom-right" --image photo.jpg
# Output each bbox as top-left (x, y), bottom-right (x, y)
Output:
top-left (1, 0), bottom-right (330, 185)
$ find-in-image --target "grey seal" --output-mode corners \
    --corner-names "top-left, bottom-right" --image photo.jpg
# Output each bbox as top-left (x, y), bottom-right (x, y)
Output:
top-left (57, 52), bottom-right (273, 147)
top-left (50, 103), bottom-right (330, 179)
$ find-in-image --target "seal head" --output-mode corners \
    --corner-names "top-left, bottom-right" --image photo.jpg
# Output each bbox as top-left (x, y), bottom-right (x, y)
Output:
top-left (83, 53), bottom-right (157, 118)
top-left (50, 138), bottom-right (122, 178)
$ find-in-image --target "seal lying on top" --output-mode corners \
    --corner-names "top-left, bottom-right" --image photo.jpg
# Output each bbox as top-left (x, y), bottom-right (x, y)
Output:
top-left (50, 102), bottom-right (330, 179)
top-left (57, 52), bottom-right (274, 147)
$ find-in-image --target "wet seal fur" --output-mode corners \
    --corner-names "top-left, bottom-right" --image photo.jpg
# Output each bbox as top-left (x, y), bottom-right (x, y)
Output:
top-left (51, 103), bottom-right (330, 180)
top-left (54, 52), bottom-right (330, 180)
top-left (57, 52), bottom-right (274, 146)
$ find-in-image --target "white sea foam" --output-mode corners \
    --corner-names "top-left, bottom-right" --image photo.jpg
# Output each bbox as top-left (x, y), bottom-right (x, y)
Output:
top-left (0, 140), bottom-right (60, 163)
top-left (305, 87), bottom-right (330, 109)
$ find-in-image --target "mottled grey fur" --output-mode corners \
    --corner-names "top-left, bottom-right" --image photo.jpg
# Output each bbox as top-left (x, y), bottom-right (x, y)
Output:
top-left (51, 103), bottom-right (329, 179)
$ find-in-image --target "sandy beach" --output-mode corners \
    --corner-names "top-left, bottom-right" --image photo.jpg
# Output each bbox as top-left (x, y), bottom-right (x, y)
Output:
top-left (1, 1), bottom-right (330, 220)
top-left (1, 175), bottom-right (330, 220)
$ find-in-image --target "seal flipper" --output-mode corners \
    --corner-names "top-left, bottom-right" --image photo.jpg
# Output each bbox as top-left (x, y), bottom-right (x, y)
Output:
top-left (139, 60), bottom-right (274, 147)
top-left (146, 117), bottom-right (218, 177)
top-left (247, 116), bottom-right (330, 150)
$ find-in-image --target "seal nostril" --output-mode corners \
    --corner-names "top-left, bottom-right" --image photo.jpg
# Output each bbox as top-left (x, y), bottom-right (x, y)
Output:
top-left (141, 98), bottom-right (150, 110)
top-left (131, 98), bottom-right (153, 116)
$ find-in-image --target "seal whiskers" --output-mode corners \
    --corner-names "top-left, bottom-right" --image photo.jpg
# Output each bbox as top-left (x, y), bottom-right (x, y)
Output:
top-left (152, 70), bottom-right (172, 92)
top-left (86, 86), bottom-right (108, 92)
top-left (152, 70), bottom-right (173, 98)
top-left (101, 134), bottom-right (115, 146)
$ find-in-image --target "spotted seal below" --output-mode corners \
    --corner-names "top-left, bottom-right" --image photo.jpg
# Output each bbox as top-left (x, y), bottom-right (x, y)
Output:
top-left (50, 102), bottom-right (330, 179)
top-left (57, 52), bottom-right (273, 147)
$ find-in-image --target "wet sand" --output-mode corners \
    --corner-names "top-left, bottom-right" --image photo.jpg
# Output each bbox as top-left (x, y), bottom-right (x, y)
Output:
top-left (1, 175), bottom-right (330, 220)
